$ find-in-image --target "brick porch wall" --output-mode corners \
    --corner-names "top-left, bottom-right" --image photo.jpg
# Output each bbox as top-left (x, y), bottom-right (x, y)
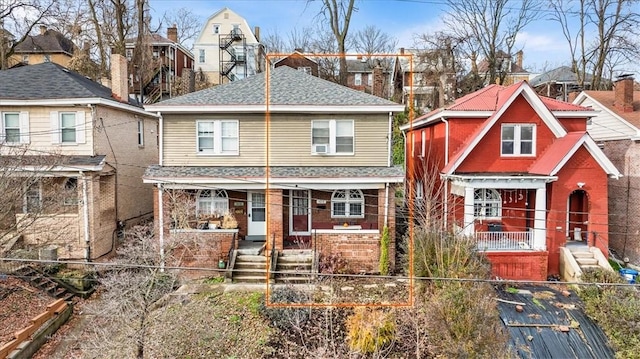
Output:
top-left (314, 231), bottom-right (384, 273)
top-left (485, 251), bottom-right (549, 281)
top-left (169, 230), bottom-right (237, 280)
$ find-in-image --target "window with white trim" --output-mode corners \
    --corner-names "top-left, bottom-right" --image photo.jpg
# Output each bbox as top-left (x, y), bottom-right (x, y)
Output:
top-left (421, 130), bottom-right (426, 157)
top-left (213, 24), bottom-right (220, 34)
top-left (137, 119), bottom-right (144, 146)
top-left (297, 66), bottom-right (311, 75)
top-left (354, 73), bottom-right (362, 86)
top-left (474, 189), bottom-right (501, 219)
top-left (43, 54), bottom-right (51, 62)
top-left (199, 49), bottom-right (205, 63)
top-left (24, 181), bottom-right (42, 213)
top-left (367, 73), bottom-right (373, 86)
top-left (331, 189), bottom-right (364, 218)
top-left (311, 120), bottom-right (354, 155)
top-left (196, 120), bottom-right (239, 155)
top-left (2, 113), bottom-right (20, 143)
top-left (22, 55), bottom-right (29, 64)
top-left (197, 189), bottom-right (229, 217)
top-left (501, 124), bottom-right (535, 156)
top-left (51, 111), bottom-right (86, 144)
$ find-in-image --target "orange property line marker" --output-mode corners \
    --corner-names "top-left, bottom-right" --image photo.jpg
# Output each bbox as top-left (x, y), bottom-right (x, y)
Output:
top-left (263, 52), bottom-right (415, 308)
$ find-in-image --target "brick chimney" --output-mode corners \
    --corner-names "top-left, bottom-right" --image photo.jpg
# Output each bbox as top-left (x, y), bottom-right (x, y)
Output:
top-left (567, 91), bottom-right (580, 103)
top-left (167, 24), bottom-right (177, 42)
top-left (39, 25), bottom-right (47, 35)
top-left (614, 76), bottom-right (634, 113)
top-left (110, 53), bottom-right (129, 103)
top-left (372, 64), bottom-right (384, 98)
top-left (399, 47), bottom-right (405, 55)
top-left (516, 50), bottom-right (523, 68)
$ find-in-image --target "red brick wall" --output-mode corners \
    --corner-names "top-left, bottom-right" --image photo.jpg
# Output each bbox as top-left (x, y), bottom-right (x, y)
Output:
top-left (314, 231), bottom-right (383, 273)
top-left (267, 189), bottom-right (283, 250)
top-left (311, 189), bottom-right (379, 229)
top-left (170, 230), bottom-right (236, 280)
top-left (485, 251), bottom-right (549, 281)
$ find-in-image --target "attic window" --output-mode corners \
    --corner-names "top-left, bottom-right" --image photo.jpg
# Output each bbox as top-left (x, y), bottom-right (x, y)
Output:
top-left (501, 124), bottom-right (535, 156)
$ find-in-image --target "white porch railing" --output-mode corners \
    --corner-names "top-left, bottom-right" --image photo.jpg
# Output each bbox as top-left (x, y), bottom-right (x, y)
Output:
top-left (475, 230), bottom-right (534, 251)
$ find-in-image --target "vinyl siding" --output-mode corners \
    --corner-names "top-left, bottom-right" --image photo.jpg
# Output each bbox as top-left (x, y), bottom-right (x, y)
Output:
top-left (582, 97), bottom-right (638, 141)
top-left (162, 113), bottom-right (390, 166)
top-left (0, 106), bottom-right (93, 156)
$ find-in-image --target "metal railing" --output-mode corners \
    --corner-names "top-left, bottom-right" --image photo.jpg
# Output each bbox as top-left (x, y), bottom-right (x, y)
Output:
top-left (475, 230), bottom-right (533, 251)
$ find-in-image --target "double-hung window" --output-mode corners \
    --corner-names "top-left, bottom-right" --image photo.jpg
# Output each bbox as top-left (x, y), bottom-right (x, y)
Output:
top-left (197, 120), bottom-right (238, 155)
top-left (311, 120), bottom-right (354, 155)
top-left (2, 113), bottom-right (20, 143)
top-left (137, 119), bottom-right (144, 146)
top-left (51, 111), bottom-right (85, 144)
top-left (354, 73), bottom-right (362, 86)
top-left (24, 181), bottom-right (42, 213)
top-left (199, 49), bottom-right (205, 63)
top-left (501, 124), bottom-right (535, 156)
top-left (331, 189), bottom-right (364, 218)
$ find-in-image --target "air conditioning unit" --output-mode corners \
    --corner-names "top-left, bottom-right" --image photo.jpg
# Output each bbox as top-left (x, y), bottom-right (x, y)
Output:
top-left (313, 144), bottom-right (328, 154)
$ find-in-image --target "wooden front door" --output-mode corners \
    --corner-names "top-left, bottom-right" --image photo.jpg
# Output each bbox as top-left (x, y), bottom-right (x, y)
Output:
top-left (290, 190), bottom-right (310, 235)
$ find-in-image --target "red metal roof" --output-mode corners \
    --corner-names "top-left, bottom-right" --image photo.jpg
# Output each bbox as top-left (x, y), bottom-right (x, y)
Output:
top-left (528, 132), bottom-right (586, 175)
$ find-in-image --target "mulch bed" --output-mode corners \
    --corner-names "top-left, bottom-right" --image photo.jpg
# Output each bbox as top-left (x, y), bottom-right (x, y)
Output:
top-left (0, 277), bottom-right (52, 345)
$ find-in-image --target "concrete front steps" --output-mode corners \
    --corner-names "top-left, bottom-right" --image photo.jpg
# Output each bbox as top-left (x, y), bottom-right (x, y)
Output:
top-left (560, 243), bottom-right (614, 282)
top-left (230, 249), bottom-right (314, 284)
top-left (275, 250), bottom-right (314, 283)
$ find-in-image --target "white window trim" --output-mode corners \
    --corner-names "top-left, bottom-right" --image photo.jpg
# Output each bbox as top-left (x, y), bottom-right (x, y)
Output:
top-left (1, 111), bottom-right (29, 144)
top-left (501, 123), bottom-right (536, 157)
top-left (196, 189), bottom-right (229, 218)
top-left (331, 189), bottom-right (365, 219)
top-left (196, 120), bottom-right (239, 155)
top-left (137, 119), bottom-right (144, 147)
top-left (50, 111), bottom-right (85, 145)
top-left (411, 132), bottom-right (415, 158)
top-left (213, 24), bottom-right (220, 34)
top-left (474, 188), bottom-right (502, 220)
top-left (367, 73), bottom-right (373, 86)
top-left (421, 130), bottom-right (426, 157)
top-left (311, 119), bottom-right (354, 155)
top-left (199, 49), bottom-right (205, 63)
top-left (354, 73), bottom-right (362, 86)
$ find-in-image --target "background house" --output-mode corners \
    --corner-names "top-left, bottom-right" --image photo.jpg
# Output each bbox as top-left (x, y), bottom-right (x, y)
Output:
top-left (402, 81), bottom-right (620, 281)
top-left (144, 66), bottom-right (404, 279)
top-left (8, 26), bottom-right (75, 68)
top-left (124, 26), bottom-right (195, 104)
top-left (475, 50), bottom-right (529, 86)
top-left (273, 50), bottom-right (318, 77)
top-left (574, 75), bottom-right (640, 265)
top-left (346, 57), bottom-right (392, 99)
top-left (192, 7), bottom-right (265, 84)
top-left (531, 66), bottom-right (595, 101)
top-left (0, 55), bottom-right (158, 260)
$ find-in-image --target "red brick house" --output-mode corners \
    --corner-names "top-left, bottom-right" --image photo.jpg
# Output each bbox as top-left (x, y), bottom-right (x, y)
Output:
top-left (402, 81), bottom-right (621, 280)
top-left (273, 50), bottom-right (319, 77)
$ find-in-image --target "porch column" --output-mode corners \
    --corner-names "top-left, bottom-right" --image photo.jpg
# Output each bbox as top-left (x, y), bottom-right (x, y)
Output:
top-left (534, 187), bottom-right (547, 250)
top-left (463, 186), bottom-right (475, 236)
top-left (267, 189), bottom-right (283, 251)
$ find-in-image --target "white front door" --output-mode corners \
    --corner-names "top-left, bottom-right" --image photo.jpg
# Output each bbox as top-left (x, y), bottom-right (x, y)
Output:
top-left (247, 191), bottom-right (266, 236)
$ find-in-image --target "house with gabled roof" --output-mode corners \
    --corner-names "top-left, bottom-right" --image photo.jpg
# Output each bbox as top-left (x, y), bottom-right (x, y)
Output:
top-left (402, 80), bottom-right (621, 280)
top-left (143, 66), bottom-right (404, 280)
top-left (273, 50), bottom-right (318, 77)
top-left (9, 26), bottom-right (76, 68)
top-left (530, 66), bottom-right (596, 102)
top-left (574, 75), bottom-right (640, 265)
top-left (0, 55), bottom-right (158, 260)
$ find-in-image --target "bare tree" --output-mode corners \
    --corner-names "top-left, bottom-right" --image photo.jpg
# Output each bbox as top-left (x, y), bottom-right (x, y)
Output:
top-left (157, 7), bottom-right (202, 46)
top-left (549, 0), bottom-right (639, 90)
top-left (352, 25), bottom-right (397, 58)
top-left (443, 0), bottom-right (541, 87)
top-left (311, 0), bottom-right (357, 85)
top-left (308, 24), bottom-right (341, 83)
top-left (0, 0), bottom-right (57, 69)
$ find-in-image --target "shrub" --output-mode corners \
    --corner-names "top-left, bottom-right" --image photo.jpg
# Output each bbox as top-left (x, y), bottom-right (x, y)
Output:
top-left (379, 226), bottom-right (390, 275)
top-left (579, 268), bottom-right (640, 358)
top-left (261, 286), bottom-right (311, 330)
top-left (346, 307), bottom-right (395, 354)
top-left (319, 252), bottom-right (349, 274)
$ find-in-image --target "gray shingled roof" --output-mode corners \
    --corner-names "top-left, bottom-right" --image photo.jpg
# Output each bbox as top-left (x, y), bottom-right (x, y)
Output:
top-left (13, 29), bottom-right (76, 55)
top-left (0, 62), bottom-right (140, 107)
top-left (530, 66), bottom-right (594, 87)
top-left (155, 66), bottom-right (400, 107)
top-left (0, 155), bottom-right (105, 169)
top-left (145, 165), bottom-right (404, 181)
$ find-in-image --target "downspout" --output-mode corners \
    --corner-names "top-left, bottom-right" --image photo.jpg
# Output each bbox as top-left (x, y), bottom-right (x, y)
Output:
top-left (81, 171), bottom-right (91, 261)
top-left (442, 117), bottom-right (449, 228)
top-left (385, 111), bottom-right (393, 227)
top-left (158, 183), bottom-right (165, 271)
top-left (158, 112), bottom-right (163, 166)
top-left (387, 111), bottom-right (393, 167)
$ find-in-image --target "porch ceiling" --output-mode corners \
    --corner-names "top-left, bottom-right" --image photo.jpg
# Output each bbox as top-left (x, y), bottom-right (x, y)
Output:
top-left (144, 165), bottom-right (404, 188)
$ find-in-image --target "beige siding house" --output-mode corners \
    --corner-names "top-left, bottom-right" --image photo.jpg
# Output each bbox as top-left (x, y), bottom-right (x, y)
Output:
top-left (0, 57), bottom-right (158, 260)
top-left (193, 7), bottom-right (264, 84)
top-left (144, 66), bottom-right (404, 276)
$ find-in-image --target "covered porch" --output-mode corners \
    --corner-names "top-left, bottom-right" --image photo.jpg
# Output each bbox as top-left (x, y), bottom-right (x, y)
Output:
top-left (446, 174), bottom-right (556, 252)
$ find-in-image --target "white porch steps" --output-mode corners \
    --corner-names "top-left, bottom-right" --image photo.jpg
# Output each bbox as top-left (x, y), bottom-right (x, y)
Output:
top-left (560, 243), bottom-right (614, 281)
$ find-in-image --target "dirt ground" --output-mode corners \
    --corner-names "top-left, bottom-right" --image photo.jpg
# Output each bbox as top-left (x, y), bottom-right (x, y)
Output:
top-left (0, 277), bottom-right (53, 345)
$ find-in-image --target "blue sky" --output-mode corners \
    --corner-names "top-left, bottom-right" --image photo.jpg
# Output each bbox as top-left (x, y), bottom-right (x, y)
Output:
top-left (149, 0), bottom-right (637, 77)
